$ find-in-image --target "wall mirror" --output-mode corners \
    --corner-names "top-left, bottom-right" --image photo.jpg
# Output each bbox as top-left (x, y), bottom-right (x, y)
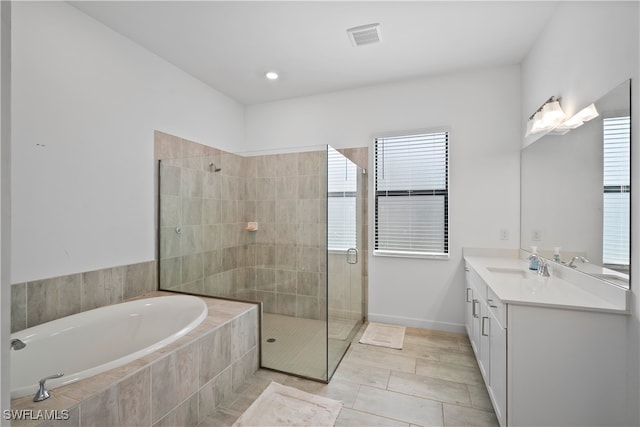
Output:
top-left (521, 79), bottom-right (631, 289)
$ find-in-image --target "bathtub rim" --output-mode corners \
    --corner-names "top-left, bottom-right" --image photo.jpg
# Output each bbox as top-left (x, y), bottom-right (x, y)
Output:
top-left (10, 294), bottom-right (208, 399)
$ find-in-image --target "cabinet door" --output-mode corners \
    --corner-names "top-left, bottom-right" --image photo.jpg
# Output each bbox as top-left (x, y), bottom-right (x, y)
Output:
top-left (488, 310), bottom-right (506, 427)
top-left (464, 278), bottom-right (474, 338)
top-left (465, 266), bottom-right (482, 356)
top-left (469, 294), bottom-right (481, 356)
top-left (478, 302), bottom-right (491, 381)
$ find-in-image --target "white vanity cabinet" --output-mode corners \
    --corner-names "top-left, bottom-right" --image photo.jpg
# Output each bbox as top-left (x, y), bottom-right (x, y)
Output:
top-left (464, 256), bottom-right (629, 427)
top-left (486, 296), bottom-right (506, 426)
top-left (464, 264), bottom-right (506, 427)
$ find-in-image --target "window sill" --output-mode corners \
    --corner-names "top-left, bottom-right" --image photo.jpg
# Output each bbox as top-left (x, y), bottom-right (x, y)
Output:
top-left (373, 251), bottom-right (449, 260)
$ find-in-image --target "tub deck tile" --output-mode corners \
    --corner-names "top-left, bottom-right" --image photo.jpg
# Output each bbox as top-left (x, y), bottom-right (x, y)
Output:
top-left (11, 293), bottom-right (259, 427)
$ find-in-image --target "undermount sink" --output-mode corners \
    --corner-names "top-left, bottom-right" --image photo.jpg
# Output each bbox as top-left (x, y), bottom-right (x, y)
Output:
top-left (486, 267), bottom-right (529, 278)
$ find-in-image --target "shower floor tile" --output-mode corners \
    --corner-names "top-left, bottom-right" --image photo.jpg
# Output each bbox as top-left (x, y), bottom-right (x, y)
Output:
top-left (261, 313), bottom-right (358, 379)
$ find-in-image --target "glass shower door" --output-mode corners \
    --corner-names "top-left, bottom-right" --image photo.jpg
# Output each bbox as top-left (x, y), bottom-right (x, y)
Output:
top-left (327, 146), bottom-right (364, 379)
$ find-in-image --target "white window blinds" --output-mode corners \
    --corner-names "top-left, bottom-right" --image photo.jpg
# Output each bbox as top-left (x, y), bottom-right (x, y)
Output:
top-left (602, 116), bottom-right (630, 266)
top-left (327, 147), bottom-right (357, 251)
top-left (374, 131), bottom-right (449, 257)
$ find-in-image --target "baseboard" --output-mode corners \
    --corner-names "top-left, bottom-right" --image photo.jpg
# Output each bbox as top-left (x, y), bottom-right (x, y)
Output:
top-left (368, 313), bottom-right (466, 334)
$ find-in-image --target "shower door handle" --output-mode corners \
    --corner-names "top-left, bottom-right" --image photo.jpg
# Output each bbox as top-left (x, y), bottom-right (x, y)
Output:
top-left (346, 248), bottom-right (358, 264)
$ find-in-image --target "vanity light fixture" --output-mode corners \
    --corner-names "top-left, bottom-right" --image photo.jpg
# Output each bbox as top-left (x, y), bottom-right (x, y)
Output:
top-left (550, 103), bottom-right (600, 135)
top-left (563, 103), bottom-right (599, 128)
top-left (265, 71), bottom-right (279, 80)
top-left (525, 96), bottom-right (567, 137)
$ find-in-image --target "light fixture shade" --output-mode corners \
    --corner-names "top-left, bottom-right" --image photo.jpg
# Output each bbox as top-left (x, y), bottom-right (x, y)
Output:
top-left (539, 100), bottom-right (566, 129)
top-left (526, 110), bottom-right (550, 137)
top-left (572, 103), bottom-right (599, 124)
top-left (558, 103), bottom-right (599, 130)
top-left (525, 97), bottom-right (568, 137)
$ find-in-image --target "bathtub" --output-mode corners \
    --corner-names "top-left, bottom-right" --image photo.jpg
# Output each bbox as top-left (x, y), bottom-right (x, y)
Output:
top-left (10, 295), bottom-right (207, 399)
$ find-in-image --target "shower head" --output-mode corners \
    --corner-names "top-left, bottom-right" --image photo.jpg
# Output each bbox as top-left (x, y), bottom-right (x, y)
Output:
top-left (208, 162), bottom-right (221, 172)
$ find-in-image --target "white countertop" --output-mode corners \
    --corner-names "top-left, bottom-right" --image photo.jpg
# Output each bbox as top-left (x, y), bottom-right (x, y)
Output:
top-left (464, 255), bottom-right (629, 314)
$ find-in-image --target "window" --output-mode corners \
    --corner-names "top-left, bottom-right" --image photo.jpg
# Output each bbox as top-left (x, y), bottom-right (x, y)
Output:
top-left (374, 130), bottom-right (449, 257)
top-left (602, 116), bottom-right (630, 268)
top-left (327, 147), bottom-right (358, 251)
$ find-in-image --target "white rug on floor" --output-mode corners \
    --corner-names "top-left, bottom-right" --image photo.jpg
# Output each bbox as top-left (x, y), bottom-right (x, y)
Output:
top-left (232, 382), bottom-right (342, 427)
top-left (359, 322), bottom-right (406, 349)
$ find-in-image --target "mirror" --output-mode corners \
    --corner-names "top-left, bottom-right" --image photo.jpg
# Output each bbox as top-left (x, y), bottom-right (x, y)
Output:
top-left (521, 80), bottom-right (631, 289)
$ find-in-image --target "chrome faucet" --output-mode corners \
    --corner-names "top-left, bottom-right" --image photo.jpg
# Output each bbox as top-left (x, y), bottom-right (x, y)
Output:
top-left (538, 259), bottom-right (551, 277)
top-left (33, 373), bottom-right (64, 402)
top-left (568, 256), bottom-right (590, 268)
top-left (10, 339), bottom-right (26, 350)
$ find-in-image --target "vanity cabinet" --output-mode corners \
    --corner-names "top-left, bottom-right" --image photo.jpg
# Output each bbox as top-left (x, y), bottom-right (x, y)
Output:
top-left (487, 305), bottom-right (506, 426)
top-left (464, 258), bottom-right (628, 427)
top-left (465, 264), bottom-right (506, 427)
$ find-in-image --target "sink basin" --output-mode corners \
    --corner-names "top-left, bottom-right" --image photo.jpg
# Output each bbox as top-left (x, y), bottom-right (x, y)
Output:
top-left (486, 267), bottom-right (528, 278)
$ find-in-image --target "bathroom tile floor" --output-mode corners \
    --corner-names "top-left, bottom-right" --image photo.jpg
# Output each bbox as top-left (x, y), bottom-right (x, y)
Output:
top-left (199, 324), bottom-right (499, 427)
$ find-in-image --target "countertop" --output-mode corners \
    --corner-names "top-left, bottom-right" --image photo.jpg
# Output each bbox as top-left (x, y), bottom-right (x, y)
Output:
top-left (464, 256), bottom-right (629, 314)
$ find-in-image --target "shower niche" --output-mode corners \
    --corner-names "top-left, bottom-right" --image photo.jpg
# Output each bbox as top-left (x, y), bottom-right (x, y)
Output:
top-left (158, 139), bottom-right (366, 382)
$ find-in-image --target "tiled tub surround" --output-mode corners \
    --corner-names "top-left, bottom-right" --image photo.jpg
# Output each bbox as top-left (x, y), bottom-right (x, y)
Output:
top-left (11, 260), bottom-right (156, 333)
top-left (11, 295), bottom-right (208, 399)
top-left (10, 292), bottom-right (259, 427)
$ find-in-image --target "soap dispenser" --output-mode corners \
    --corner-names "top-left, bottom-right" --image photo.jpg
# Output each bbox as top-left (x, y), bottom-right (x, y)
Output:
top-left (553, 247), bottom-right (561, 263)
top-left (529, 246), bottom-right (540, 270)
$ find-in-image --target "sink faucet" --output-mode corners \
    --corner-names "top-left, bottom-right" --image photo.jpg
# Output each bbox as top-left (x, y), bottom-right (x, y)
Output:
top-left (538, 259), bottom-right (551, 277)
top-left (568, 256), bottom-right (590, 268)
top-left (10, 339), bottom-right (26, 350)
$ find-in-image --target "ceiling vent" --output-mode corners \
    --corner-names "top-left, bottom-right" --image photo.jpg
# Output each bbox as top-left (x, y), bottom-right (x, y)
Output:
top-left (347, 23), bottom-right (381, 47)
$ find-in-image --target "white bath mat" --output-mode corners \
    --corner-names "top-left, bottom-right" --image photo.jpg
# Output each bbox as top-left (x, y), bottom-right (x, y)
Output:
top-left (359, 322), bottom-right (406, 349)
top-left (232, 381), bottom-right (342, 427)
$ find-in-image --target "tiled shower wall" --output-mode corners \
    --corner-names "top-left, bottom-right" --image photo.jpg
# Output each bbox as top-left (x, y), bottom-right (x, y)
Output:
top-left (252, 151), bottom-right (328, 320)
top-left (156, 132), bottom-right (329, 320)
top-left (157, 137), bottom-right (255, 299)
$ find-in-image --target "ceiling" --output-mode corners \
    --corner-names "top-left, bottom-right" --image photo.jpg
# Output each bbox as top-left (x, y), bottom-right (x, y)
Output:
top-left (70, 1), bottom-right (558, 105)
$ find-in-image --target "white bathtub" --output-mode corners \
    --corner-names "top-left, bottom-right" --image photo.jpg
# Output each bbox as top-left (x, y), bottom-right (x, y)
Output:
top-left (10, 295), bottom-right (207, 399)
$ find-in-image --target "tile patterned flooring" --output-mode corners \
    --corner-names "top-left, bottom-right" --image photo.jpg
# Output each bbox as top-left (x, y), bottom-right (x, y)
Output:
top-left (200, 324), bottom-right (499, 427)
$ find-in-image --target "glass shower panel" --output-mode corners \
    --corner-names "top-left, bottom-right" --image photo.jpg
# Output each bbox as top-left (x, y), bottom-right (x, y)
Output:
top-left (327, 146), bottom-right (365, 379)
top-left (158, 146), bottom-right (360, 382)
top-left (257, 148), bottom-right (329, 381)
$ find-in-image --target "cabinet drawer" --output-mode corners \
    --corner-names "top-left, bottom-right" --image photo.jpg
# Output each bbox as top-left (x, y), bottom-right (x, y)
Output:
top-left (487, 286), bottom-right (506, 328)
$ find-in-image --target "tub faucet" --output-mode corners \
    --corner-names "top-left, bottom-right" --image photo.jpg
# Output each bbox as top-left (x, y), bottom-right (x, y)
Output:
top-left (568, 256), bottom-right (590, 268)
top-left (10, 339), bottom-right (26, 350)
top-left (33, 373), bottom-right (64, 402)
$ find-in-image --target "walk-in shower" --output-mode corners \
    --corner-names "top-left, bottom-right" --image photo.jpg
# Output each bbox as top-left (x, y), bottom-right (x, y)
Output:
top-left (157, 142), bottom-right (365, 381)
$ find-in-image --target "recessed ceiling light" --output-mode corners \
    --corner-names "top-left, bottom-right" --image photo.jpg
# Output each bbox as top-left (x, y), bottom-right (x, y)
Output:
top-left (265, 71), bottom-right (279, 80)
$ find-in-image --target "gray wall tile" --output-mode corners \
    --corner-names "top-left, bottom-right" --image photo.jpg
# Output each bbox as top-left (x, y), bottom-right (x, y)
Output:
top-left (11, 283), bottom-right (27, 332)
top-left (27, 274), bottom-right (81, 327)
top-left (81, 266), bottom-right (124, 311)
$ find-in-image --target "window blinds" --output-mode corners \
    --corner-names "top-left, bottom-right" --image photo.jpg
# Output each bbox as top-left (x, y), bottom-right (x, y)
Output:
top-left (603, 116), bottom-right (630, 266)
top-left (374, 131), bottom-right (449, 257)
top-left (327, 147), bottom-right (357, 251)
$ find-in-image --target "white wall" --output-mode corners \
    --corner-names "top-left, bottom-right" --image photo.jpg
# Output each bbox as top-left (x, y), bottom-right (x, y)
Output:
top-left (247, 65), bottom-right (522, 331)
top-left (11, 2), bottom-right (245, 283)
top-left (521, 2), bottom-right (639, 424)
top-left (0, 0), bottom-right (10, 414)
